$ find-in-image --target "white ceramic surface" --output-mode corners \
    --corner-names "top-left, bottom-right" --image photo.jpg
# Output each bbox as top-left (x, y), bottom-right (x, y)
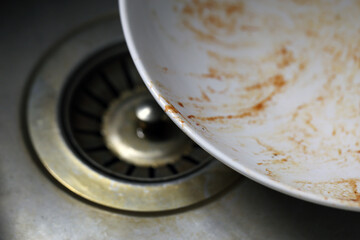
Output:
top-left (121, 0), bottom-right (360, 211)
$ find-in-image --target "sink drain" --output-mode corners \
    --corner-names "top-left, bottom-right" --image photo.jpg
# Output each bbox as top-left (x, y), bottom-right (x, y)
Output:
top-left (61, 44), bottom-right (211, 182)
top-left (25, 17), bottom-right (240, 212)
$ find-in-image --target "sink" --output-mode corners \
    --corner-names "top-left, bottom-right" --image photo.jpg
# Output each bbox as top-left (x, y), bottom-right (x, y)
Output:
top-left (1, 0), bottom-right (360, 239)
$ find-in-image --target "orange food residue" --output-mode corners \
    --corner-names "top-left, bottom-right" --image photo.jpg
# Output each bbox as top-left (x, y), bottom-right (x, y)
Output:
top-left (188, 74), bottom-right (286, 122)
top-left (165, 104), bottom-right (179, 114)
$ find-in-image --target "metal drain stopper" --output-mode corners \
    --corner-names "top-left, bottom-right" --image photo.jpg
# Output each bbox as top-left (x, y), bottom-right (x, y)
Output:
top-left (102, 91), bottom-right (191, 167)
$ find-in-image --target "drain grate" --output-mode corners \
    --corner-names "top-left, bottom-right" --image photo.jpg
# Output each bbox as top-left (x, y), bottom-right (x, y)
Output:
top-left (61, 44), bottom-right (211, 182)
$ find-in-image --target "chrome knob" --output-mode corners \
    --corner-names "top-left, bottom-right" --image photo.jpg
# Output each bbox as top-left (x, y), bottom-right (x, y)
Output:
top-left (135, 98), bottom-right (165, 124)
top-left (135, 97), bottom-right (169, 140)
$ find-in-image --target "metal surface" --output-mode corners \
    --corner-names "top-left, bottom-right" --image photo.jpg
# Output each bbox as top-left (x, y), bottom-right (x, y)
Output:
top-left (121, 0), bottom-right (360, 210)
top-left (2, 0), bottom-right (360, 239)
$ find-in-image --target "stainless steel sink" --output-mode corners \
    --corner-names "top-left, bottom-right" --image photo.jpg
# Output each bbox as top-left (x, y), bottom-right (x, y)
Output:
top-left (1, 0), bottom-right (360, 239)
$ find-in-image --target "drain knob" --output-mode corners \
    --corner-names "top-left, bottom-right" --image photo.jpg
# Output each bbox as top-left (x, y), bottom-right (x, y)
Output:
top-left (135, 98), bottom-right (164, 124)
top-left (135, 98), bottom-right (169, 140)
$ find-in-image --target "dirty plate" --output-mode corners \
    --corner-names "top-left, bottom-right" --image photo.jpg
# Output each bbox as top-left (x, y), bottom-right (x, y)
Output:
top-left (120, 0), bottom-right (360, 211)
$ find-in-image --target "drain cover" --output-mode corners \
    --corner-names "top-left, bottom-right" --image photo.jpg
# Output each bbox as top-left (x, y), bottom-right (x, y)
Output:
top-left (61, 45), bottom-right (211, 182)
top-left (25, 17), bottom-right (240, 212)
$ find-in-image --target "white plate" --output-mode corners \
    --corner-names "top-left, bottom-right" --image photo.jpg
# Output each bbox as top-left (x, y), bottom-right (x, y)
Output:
top-left (121, 0), bottom-right (360, 211)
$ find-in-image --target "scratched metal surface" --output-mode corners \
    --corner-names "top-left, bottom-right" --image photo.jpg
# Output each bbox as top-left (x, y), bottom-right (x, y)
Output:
top-left (122, 0), bottom-right (360, 210)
